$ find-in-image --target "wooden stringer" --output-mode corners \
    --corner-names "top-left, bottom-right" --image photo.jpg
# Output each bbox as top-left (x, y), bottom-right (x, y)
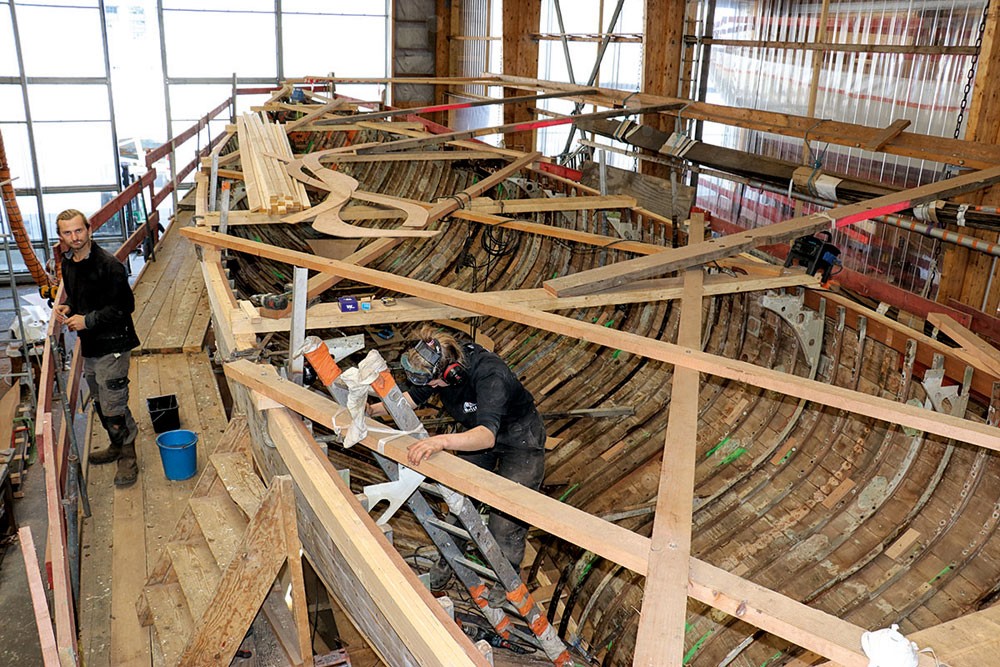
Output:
top-left (136, 417), bottom-right (313, 666)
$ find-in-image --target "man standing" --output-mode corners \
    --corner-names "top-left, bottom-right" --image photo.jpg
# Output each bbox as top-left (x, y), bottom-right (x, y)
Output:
top-left (53, 209), bottom-right (140, 487)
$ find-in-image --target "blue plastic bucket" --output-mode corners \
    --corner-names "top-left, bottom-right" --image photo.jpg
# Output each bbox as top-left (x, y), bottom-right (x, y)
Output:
top-left (155, 429), bottom-right (198, 481)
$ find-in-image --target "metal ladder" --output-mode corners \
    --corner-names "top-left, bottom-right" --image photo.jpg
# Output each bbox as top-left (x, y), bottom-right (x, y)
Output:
top-left (0, 227), bottom-right (37, 413)
top-left (301, 339), bottom-right (571, 665)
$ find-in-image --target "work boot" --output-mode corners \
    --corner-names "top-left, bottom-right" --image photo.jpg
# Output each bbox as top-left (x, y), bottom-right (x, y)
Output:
top-left (88, 403), bottom-right (122, 464)
top-left (114, 441), bottom-right (138, 488)
top-left (428, 557), bottom-right (453, 591)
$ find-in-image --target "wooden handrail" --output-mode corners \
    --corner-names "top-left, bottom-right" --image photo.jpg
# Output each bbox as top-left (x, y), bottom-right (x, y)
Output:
top-left (144, 97), bottom-right (231, 169)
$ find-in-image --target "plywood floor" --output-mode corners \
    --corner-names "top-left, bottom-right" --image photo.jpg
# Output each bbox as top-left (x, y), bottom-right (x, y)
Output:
top-left (131, 217), bottom-right (212, 355)
top-left (77, 214), bottom-right (229, 667)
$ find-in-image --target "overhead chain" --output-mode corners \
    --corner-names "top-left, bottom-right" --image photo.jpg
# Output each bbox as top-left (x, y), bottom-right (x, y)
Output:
top-left (953, 0), bottom-right (991, 141)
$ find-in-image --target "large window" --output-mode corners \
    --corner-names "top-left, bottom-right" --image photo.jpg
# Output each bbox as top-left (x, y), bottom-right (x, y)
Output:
top-left (0, 0), bottom-right (391, 276)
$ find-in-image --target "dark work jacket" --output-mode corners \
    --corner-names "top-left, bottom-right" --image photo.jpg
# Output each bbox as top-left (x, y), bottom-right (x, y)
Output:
top-left (61, 243), bottom-right (140, 358)
top-left (409, 343), bottom-right (543, 452)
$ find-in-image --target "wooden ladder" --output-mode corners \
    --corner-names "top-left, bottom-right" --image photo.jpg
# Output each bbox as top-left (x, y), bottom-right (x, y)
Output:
top-left (136, 417), bottom-right (313, 666)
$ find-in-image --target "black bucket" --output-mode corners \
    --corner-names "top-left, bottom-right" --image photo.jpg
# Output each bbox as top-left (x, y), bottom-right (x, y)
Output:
top-left (146, 394), bottom-right (180, 434)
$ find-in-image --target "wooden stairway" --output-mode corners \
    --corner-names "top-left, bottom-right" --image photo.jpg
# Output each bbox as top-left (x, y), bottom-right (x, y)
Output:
top-left (136, 417), bottom-right (313, 666)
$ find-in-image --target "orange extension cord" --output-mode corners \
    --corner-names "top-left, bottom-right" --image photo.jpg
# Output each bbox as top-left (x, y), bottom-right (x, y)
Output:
top-left (0, 126), bottom-right (55, 293)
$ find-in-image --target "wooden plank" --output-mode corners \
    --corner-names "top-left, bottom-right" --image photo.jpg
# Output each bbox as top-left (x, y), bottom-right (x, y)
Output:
top-left (165, 540), bottom-right (221, 622)
top-left (501, 0), bottom-right (543, 152)
top-left (634, 213), bottom-right (704, 665)
top-left (946, 297), bottom-right (1000, 345)
top-left (357, 106), bottom-right (680, 155)
top-left (210, 452), bottom-right (267, 518)
top-left (294, 151), bottom-right (541, 307)
top-left (142, 582), bottom-right (192, 666)
top-left (185, 228), bottom-right (1000, 451)
top-left (864, 118), bottom-right (912, 151)
top-left (262, 408), bottom-right (487, 666)
top-left (182, 289), bottom-right (212, 353)
top-left (189, 495), bottom-right (249, 568)
top-left (543, 164), bottom-right (1000, 297)
top-left (178, 477), bottom-right (294, 666)
top-left (315, 91), bottom-right (580, 128)
top-left (284, 98), bottom-right (348, 132)
top-left (18, 527), bottom-right (61, 666)
top-left (78, 407), bottom-right (115, 667)
top-left (928, 312), bottom-right (1000, 377)
top-left (581, 161), bottom-right (694, 219)
top-left (233, 272), bottom-right (818, 335)
top-left (222, 362), bottom-right (915, 667)
top-left (110, 359), bottom-right (151, 667)
top-left (492, 73), bottom-right (1000, 169)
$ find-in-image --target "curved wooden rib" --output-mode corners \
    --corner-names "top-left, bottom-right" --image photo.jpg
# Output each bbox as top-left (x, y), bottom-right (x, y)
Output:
top-left (282, 145), bottom-right (436, 238)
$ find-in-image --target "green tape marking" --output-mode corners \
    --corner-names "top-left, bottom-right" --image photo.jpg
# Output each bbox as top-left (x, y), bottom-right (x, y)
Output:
top-left (558, 483), bottom-right (579, 502)
top-left (683, 630), bottom-right (713, 664)
top-left (930, 564), bottom-right (953, 584)
top-left (760, 651), bottom-right (783, 666)
top-left (717, 447), bottom-right (748, 466)
top-left (705, 436), bottom-right (730, 459)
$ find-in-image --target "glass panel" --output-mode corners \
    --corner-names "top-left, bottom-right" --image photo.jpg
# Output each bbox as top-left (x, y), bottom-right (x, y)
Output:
top-left (0, 244), bottom-right (42, 275)
top-left (232, 92), bottom-right (267, 116)
top-left (0, 8), bottom-right (19, 76)
top-left (332, 83), bottom-right (385, 104)
top-left (9, 192), bottom-right (41, 243)
top-left (28, 84), bottom-right (109, 121)
top-left (163, 0), bottom-right (273, 11)
top-left (17, 0), bottom-right (99, 7)
top-left (44, 191), bottom-right (116, 240)
top-left (18, 6), bottom-right (106, 77)
top-left (0, 122), bottom-right (35, 188)
top-left (607, 0), bottom-right (644, 33)
top-left (283, 0), bottom-right (387, 16)
top-left (163, 10), bottom-right (276, 78)
top-left (33, 121), bottom-right (116, 187)
top-left (600, 43), bottom-right (641, 90)
top-left (168, 83), bottom-right (230, 121)
top-left (106, 0), bottom-right (166, 142)
top-left (0, 85), bottom-right (25, 121)
top-left (282, 14), bottom-right (387, 77)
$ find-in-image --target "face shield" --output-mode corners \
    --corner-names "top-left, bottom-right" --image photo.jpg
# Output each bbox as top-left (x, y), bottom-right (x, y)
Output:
top-left (401, 349), bottom-right (435, 385)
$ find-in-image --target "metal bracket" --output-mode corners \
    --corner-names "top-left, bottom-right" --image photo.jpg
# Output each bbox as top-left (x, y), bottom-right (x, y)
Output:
top-left (761, 290), bottom-right (824, 377)
top-left (921, 354), bottom-right (972, 417)
top-left (363, 463), bottom-right (425, 526)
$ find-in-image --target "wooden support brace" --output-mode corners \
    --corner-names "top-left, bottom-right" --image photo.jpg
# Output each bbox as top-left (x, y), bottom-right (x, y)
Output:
top-left (183, 227), bottom-right (1000, 451)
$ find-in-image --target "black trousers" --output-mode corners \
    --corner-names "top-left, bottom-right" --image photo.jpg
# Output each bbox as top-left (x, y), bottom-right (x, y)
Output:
top-left (455, 411), bottom-right (545, 569)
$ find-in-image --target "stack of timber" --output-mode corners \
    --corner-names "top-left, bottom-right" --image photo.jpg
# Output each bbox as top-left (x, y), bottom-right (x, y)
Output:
top-left (237, 112), bottom-right (311, 216)
top-left (184, 85), bottom-right (1000, 667)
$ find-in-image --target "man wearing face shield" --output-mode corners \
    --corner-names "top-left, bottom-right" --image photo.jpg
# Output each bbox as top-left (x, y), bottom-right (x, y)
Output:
top-left (368, 324), bottom-right (545, 605)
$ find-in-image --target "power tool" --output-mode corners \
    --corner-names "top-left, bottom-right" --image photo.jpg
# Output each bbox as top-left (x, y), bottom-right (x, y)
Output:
top-left (250, 292), bottom-right (290, 310)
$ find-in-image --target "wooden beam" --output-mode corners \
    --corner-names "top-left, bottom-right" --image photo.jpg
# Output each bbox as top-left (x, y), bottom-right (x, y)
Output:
top-left (492, 73), bottom-right (1000, 169)
top-left (233, 272), bottom-right (819, 335)
top-left (634, 213), bottom-right (704, 665)
top-left (261, 408), bottom-right (487, 666)
top-left (182, 227), bottom-right (1000, 451)
top-left (18, 527), bottom-right (60, 667)
top-left (863, 118), bottom-right (912, 152)
top-left (284, 99), bottom-right (348, 132)
top-left (356, 106), bottom-right (679, 155)
top-left (222, 361), bottom-right (930, 667)
top-left (542, 164), bottom-right (1000, 297)
top-left (315, 90), bottom-right (587, 127)
top-left (928, 312), bottom-right (1000, 377)
top-left (502, 0), bottom-right (543, 152)
top-left (296, 151), bottom-right (541, 306)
